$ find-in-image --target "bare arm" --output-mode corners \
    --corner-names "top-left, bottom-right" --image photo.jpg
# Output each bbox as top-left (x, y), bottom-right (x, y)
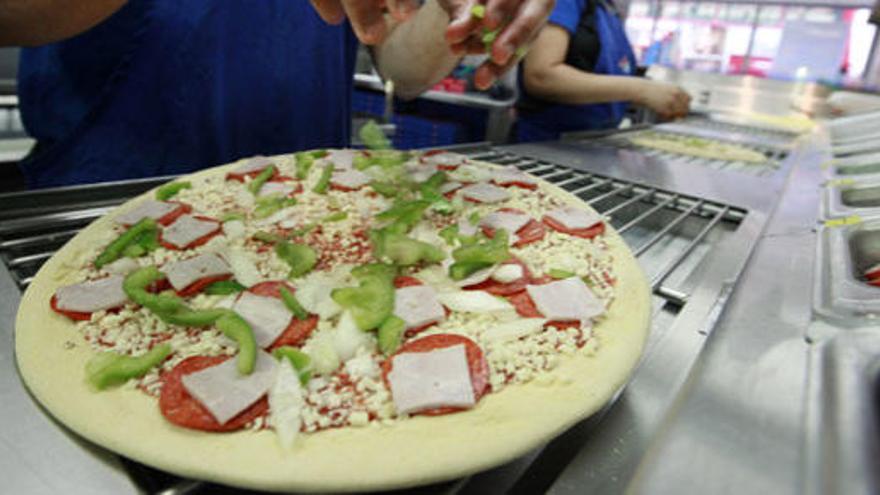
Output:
top-left (523, 24), bottom-right (690, 118)
top-left (0, 0), bottom-right (126, 47)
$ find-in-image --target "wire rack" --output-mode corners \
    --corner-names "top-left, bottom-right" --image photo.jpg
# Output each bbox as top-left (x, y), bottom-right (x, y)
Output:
top-left (0, 146), bottom-right (749, 494)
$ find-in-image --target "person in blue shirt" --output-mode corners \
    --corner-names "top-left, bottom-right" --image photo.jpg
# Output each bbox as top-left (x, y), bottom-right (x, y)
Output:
top-left (516, 0), bottom-right (690, 142)
top-left (0, 0), bottom-right (553, 188)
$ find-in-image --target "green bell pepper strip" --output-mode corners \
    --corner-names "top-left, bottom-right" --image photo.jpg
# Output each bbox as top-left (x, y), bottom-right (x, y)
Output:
top-left (215, 313), bottom-right (257, 375)
top-left (95, 218), bottom-right (159, 269)
top-left (331, 275), bottom-right (394, 331)
top-left (272, 346), bottom-right (312, 385)
top-left (295, 151), bottom-right (324, 179)
top-left (369, 181), bottom-right (398, 198)
top-left (161, 308), bottom-right (232, 327)
top-left (350, 263), bottom-right (398, 282)
top-left (452, 229), bottom-right (510, 264)
top-left (155, 181), bottom-right (192, 201)
top-left (221, 212), bottom-right (245, 222)
top-left (86, 344), bottom-right (172, 390)
top-left (290, 223), bottom-right (316, 238)
top-left (123, 267), bottom-right (186, 315)
top-left (439, 225), bottom-right (459, 245)
top-left (123, 243), bottom-right (145, 258)
top-left (373, 230), bottom-right (445, 266)
top-left (275, 241), bottom-right (317, 279)
top-left (376, 199), bottom-right (431, 233)
top-left (313, 164), bottom-right (334, 194)
top-left (253, 231), bottom-right (283, 244)
top-left (278, 286), bottom-right (309, 321)
top-left (247, 165), bottom-right (276, 195)
top-left (548, 268), bottom-right (576, 280)
top-left (378, 316), bottom-right (405, 356)
top-left (322, 211), bottom-right (348, 223)
top-left (449, 261), bottom-right (495, 281)
top-left (360, 120), bottom-right (391, 150)
top-left (204, 280), bottom-right (246, 295)
top-left (253, 194), bottom-right (297, 219)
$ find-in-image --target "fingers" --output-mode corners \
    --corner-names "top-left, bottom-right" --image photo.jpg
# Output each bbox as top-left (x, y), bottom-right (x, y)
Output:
top-left (387, 0), bottom-right (419, 21)
top-left (473, 46), bottom-right (525, 89)
top-left (451, 36), bottom-right (492, 56)
top-left (310, 0), bottom-right (346, 24)
top-left (341, 0), bottom-right (390, 44)
top-left (489, 0), bottom-right (552, 65)
top-left (483, 0), bottom-right (519, 29)
top-left (446, 1), bottom-right (482, 44)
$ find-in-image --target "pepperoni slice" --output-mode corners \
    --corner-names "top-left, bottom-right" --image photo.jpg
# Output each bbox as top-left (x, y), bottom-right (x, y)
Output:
top-left (329, 183), bottom-right (363, 192)
top-left (156, 202), bottom-right (193, 226)
top-left (505, 289), bottom-right (579, 330)
top-left (492, 179), bottom-right (537, 190)
top-left (176, 274), bottom-right (233, 298)
top-left (381, 334), bottom-right (490, 416)
top-left (159, 356), bottom-right (269, 432)
top-left (158, 216), bottom-right (222, 251)
top-left (394, 276), bottom-right (423, 288)
top-left (542, 215), bottom-right (606, 240)
top-left (50, 295), bottom-right (94, 321)
top-left (246, 281), bottom-right (317, 350)
top-left (463, 258), bottom-right (533, 296)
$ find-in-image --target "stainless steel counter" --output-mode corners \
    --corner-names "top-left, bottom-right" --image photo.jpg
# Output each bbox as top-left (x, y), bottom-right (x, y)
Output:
top-left (0, 117), bottom-right (859, 494)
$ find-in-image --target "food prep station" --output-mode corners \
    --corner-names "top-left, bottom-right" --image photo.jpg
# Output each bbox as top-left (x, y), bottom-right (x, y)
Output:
top-left (1, 73), bottom-right (879, 495)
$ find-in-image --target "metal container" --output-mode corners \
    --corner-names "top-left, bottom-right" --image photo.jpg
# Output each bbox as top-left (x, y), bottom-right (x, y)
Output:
top-left (828, 151), bottom-right (880, 178)
top-left (832, 139), bottom-right (880, 158)
top-left (822, 177), bottom-right (880, 219)
top-left (814, 217), bottom-right (880, 323)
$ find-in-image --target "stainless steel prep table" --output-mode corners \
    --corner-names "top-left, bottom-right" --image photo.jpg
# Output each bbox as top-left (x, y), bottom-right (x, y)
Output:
top-left (0, 119), bottom-right (856, 494)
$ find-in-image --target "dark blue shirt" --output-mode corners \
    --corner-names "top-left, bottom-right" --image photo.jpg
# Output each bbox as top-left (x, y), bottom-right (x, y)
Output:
top-left (17, 1), bottom-right (358, 188)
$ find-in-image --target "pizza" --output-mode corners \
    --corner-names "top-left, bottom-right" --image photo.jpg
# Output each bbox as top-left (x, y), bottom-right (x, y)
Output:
top-left (15, 148), bottom-right (650, 492)
top-left (628, 131), bottom-right (769, 164)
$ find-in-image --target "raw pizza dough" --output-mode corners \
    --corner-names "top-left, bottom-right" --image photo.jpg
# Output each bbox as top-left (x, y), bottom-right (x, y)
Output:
top-left (15, 155), bottom-right (651, 492)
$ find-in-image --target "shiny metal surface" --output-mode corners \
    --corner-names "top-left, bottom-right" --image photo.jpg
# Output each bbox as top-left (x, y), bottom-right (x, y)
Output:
top-left (822, 177), bottom-right (880, 219)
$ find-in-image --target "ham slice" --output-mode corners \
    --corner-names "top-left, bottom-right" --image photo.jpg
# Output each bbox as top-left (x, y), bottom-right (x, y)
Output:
top-left (480, 211), bottom-right (531, 238)
top-left (406, 162), bottom-right (439, 183)
top-left (525, 278), bottom-right (604, 322)
top-left (114, 200), bottom-right (179, 226)
top-left (393, 285), bottom-right (445, 329)
top-left (387, 344), bottom-right (475, 415)
top-left (331, 169), bottom-right (372, 190)
top-left (457, 218), bottom-right (479, 237)
top-left (460, 183), bottom-right (511, 204)
top-left (182, 351), bottom-right (278, 425)
top-left (545, 207), bottom-right (603, 231)
top-left (54, 276), bottom-right (128, 314)
top-left (492, 166), bottom-right (537, 187)
top-left (328, 149), bottom-right (356, 170)
top-left (422, 152), bottom-right (466, 168)
top-left (163, 254), bottom-right (232, 292)
top-left (162, 215), bottom-right (220, 250)
top-left (233, 292), bottom-right (293, 348)
top-left (258, 181), bottom-right (296, 197)
top-left (440, 181), bottom-right (463, 194)
top-left (232, 156), bottom-right (273, 175)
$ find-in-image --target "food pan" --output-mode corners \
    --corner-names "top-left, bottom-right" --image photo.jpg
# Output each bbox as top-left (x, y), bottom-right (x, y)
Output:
top-left (832, 139), bottom-right (880, 158)
top-left (823, 177), bottom-right (880, 220)
top-left (814, 217), bottom-right (880, 323)
top-left (827, 151), bottom-right (880, 178)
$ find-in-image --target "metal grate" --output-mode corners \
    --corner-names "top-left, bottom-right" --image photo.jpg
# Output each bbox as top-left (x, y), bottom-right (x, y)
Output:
top-left (573, 128), bottom-right (787, 178)
top-left (466, 148), bottom-right (745, 308)
top-left (0, 147), bottom-right (749, 495)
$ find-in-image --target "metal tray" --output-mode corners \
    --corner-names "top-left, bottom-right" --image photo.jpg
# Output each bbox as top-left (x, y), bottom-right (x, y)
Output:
top-left (814, 217), bottom-right (880, 323)
top-left (828, 111), bottom-right (880, 141)
top-left (828, 151), bottom-right (880, 178)
top-left (832, 130), bottom-right (880, 147)
top-left (804, 330), bottom-right (880, 495)
top-left (822, 177), bottom-right (880, 219)
top-left (832, 139), bottom-right (880, 158)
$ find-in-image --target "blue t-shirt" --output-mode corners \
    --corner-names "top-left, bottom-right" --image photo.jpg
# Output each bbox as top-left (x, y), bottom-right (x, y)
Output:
top-left (517, 0), bottom-right (635, 142)
top-left (17, 1), bottom-right (358, 188)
